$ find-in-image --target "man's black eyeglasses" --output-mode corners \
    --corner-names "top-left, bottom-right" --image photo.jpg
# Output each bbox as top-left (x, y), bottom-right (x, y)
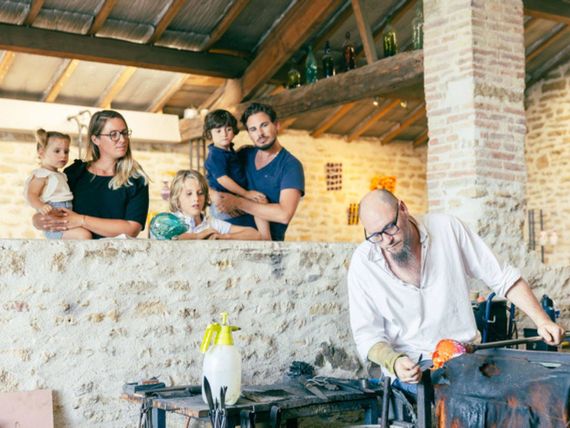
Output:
top-left (98, 129), bottom-right (132, 142)
top-left (364, 203), bottom-right (400, 243)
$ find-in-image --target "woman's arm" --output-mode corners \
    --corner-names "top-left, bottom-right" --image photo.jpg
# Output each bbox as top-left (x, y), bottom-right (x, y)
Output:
top-left (62, 208), bottom-right (142, 237)
top-left (27, 177), bottom-right (52, 214)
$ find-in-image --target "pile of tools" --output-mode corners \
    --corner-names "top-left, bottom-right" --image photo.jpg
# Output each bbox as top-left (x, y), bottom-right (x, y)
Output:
top-left (203, 376), bottom-right (228, 428)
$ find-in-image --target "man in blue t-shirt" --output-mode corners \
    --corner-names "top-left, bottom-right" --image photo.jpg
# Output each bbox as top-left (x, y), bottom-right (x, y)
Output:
top-left (211, 103), bottom-right (305, 241)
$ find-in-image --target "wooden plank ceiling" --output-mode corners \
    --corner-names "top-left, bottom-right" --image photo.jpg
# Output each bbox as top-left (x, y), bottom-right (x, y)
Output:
top-left (0, 0), bottom-right (569, 144)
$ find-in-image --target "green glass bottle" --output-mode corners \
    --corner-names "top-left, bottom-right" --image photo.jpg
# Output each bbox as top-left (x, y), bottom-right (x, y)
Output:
top-left (412, 2), bottom-right (424, 50)
top-left (287, 61), bottom-right (301, 89)
top-left (322, 40), bottom-right (335, 78)
top-left (305, 45), bottom-right (318, 84)
top-left (383, 20), bottom-right (398, 57)
top-left (343, 32), bottom-right (356, 71)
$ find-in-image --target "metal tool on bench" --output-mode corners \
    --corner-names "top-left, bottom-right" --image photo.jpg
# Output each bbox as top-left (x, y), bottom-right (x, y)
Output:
top-left (203, 376), bottom-right (228, 428)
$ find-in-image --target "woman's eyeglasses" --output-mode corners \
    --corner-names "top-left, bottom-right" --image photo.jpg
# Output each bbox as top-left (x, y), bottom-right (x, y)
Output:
top-left (98, 129), bottom-right (132, 142)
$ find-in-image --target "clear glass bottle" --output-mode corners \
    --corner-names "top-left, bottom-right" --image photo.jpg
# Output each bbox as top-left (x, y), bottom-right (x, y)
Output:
top-left (287, 61), bottom-right (301, 89)
top-left (412, 2), bottom-right (424, 50)
top-left (383, 20), bottom-right (398, 57)
top-left (343, 32), bottom-right (356, 71)
top-left (322, 40), bottom-right (335, 78)
top-left (305, 45), bottom-right (318, 84)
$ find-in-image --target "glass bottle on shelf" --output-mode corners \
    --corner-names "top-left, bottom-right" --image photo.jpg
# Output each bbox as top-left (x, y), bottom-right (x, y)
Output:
top-left (305, 45), bottom-right (318, 84)
top-left (343, 32), bottom-right (356, 71)
top-left (412, 2), bottom-right (424, 50)
top-left (287, 61), bottom-right (301, 89)
top-left (383, 20), bottom-right (398, 57)
top-left (322, 40), bottom-right (335, 78)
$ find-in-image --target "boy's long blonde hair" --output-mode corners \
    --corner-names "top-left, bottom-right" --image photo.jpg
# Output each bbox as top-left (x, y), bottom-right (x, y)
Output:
top-left (169, 170), bottom-right (210, 213)
top-left (35, 128), bottom-right (70, 153)
top-left (87, 110), bottom-right (149, 190)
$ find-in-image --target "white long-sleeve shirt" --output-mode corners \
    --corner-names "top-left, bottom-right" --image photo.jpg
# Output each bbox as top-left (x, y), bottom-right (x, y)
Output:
top-left (347, 213), bottom-right (520, 373)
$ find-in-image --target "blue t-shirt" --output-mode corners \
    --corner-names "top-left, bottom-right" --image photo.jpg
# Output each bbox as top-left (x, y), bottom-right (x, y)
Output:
top-left (239, 146), bottom-right (305, 241)
top-left (204, 143), bottom-right (247, 192)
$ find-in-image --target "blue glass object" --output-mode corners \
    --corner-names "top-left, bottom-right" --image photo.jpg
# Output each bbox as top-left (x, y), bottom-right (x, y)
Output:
top-left (150, 212), bottom-right (188, 240)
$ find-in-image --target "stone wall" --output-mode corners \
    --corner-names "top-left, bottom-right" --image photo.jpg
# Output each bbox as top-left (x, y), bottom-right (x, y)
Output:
top-left (0, 130), bottom-right (427, 242)
top-left (525, 59), bottom-right (570, 266)
top-left (0, 239), bottom-right (361, 427)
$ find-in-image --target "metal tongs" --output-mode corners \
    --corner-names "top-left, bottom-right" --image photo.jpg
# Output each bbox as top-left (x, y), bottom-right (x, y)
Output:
top-left (203, 377), bottom-right (228, 428)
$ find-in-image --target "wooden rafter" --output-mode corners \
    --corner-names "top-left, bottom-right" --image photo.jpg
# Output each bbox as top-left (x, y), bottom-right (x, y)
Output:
top-left (279, 117), bottom-right (297, 131)
top-left (147, 0), bottom-right (186, 44)
top-left (248, 50), bottom-right (423, 120)
top-left (42, 59), bottom-right (80, 103)
top-left (147, 74), bottom-right (188, 113)
top-left (24, 0), bottom-right (44, 26)
top-left (526, 24), bottom-right (568, 63)
top-left (0, 51), bottom-right (16, 85)
top-left (526, 40), bottom-right (570, 89)
top-left (97, 66), bottom-right (137, 108)
top-left (89, 0), bottom-right (118, 35)
top-left (0, 23), bottom-right (248, 77)
top-left (413, 129), bottom-right (428, 147)
top-left (381, 102), bottom-right (425, 145)
top-left (352, 0), bottom-right (377, 64)
top-left (524, 0), bottom-right (570, 26)
top-left (240, 0), bottom-right (344, 100)
top-left (347, 99), bottom-right (401, 142)
top-left (313, 3), bottom-right (353, 52)
top-left (311, 103), bottom-right (356, 138)
top-left (202, 0), bottom-right (251, 51)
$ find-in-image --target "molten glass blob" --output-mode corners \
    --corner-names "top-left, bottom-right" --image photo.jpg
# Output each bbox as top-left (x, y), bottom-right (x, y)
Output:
top-left (150, 212), bottom-right (188, 240)
top-left (432, 339), bottom-right (467, 369)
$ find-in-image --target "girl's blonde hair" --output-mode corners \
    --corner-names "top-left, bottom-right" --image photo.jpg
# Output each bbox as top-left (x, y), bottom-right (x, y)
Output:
top-left (35, 128), bottom-right (70, 153)
top-left (87, 110), bottom-right (149, 190)
top-left (169, 170), bottom-right (210, 213)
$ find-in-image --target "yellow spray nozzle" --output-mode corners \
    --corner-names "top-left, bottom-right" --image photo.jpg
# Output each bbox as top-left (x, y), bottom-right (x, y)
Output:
top-left (200, 322), bottom-right (220, 353)
top-left (217, 312), bottom-right (240, 346)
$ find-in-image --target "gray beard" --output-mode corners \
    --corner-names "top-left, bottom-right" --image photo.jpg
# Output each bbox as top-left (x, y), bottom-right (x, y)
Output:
top-left (391, 236), bottom-right (412, 266)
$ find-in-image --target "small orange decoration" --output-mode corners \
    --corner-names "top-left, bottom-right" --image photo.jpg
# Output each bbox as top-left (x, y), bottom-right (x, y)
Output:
top-left (370, 175), bottom-right (396, 193)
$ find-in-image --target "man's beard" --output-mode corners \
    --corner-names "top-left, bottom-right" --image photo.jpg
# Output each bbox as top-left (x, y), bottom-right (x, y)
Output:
top-left (391, 234), bottom-right (412, 266)
top-left (257, 137), bottom-right (276, 151)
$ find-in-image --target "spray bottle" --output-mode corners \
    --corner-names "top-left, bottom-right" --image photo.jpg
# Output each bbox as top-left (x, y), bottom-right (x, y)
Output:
top-left (200, 312), bottom-right (241, 405)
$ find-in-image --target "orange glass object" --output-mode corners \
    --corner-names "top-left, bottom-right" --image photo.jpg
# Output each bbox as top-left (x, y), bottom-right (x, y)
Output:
top-left (432, 339), bottom-right (467, 369)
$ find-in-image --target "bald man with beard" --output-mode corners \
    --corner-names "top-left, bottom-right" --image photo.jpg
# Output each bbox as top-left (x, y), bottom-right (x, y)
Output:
top-left (347, 189), bottom-right (563, 391)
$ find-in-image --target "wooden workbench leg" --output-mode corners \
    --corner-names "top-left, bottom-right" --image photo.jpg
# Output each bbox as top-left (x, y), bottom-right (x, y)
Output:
top-left (151, 407), bottom-right (166, 428)
top-left (364, 397), bottom-right (379, 424)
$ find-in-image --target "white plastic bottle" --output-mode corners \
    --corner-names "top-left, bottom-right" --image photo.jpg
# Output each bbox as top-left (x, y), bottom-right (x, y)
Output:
top-left (200, 312), bottom-right (242, 405)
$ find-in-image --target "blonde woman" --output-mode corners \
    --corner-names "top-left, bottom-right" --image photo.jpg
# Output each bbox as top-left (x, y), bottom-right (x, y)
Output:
top-left (33, 110), bottom-right (149, 238)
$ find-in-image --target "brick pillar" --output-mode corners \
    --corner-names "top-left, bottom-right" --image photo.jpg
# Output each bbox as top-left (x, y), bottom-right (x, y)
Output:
top-left (423, 0), bottom-right (527, 256)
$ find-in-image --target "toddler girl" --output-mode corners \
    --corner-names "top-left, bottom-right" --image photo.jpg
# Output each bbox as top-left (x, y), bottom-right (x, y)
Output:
top-left (166, 169), bottom-right (260, 240)
top-left (25, 129), bottom-right (91, 239)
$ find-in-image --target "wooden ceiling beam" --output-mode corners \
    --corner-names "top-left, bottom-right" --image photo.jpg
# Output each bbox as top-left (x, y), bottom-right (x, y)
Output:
top-left (42, 59), bottom-right (80, 103)
top-left (347, 99), bottom-right (401, 142)
top-left (352, 0), bottom-right (378, 64)
top-left (0, 23), bottom-right (248, 77)
top-left (89, 0), bottom-right (118, 35)
top-left (524, 0), bottom-right (570, 26)
top-left (202, 0), bottom-right (251, 51)
top-left (147, 0), bottom-right (186, 44)
top-left (381, 102), bottom-right (425, 145)
top-left (313, 3), bottom-right (353, 52)
top-left (239, 0), bottom-right (344, 100)
top-left (526, 24), bottom-right (567, 63)
top-left (97, 66), bottom-right (137, 108)
top-left (526, 40), bottom-right (570, 90)
top-left (279, 117), bottom-right (297, 131)
top-left (242, 50), bottom-right (423, 120)
top-left (0, 51), bottom-right (16, 86)
top-left (310, 102), bottom-right (356, 138)
top-left (24, 0), bottom-right (44, 26)
top-left (148, 73), bottom-right (188, 113)
top-left (413, 129), bottom-right (428, 147)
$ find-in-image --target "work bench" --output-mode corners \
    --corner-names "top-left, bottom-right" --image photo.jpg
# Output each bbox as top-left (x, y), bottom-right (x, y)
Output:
top-left (122, 380), bottom-right (380, 427)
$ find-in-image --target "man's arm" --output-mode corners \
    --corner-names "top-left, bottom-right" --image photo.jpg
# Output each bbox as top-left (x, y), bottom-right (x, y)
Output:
top-left (506, 278), bottom-right (565, 345)
top-left (215, 188), bottom-right (301, 224)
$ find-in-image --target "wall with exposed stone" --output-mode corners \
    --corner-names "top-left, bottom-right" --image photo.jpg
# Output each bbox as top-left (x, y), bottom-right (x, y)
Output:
top-left (525, 59), bottom-right (570, 267)
top-left (0, 239), bottom-right (361, 427)
top-left (0, 130), bottom-right (427, 242)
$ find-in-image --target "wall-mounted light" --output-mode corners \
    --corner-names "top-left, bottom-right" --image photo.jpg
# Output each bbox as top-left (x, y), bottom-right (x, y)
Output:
top-left (400, 100), bottom-right (408, 108)
top-left (373, 96), bottom-right (380, 107)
